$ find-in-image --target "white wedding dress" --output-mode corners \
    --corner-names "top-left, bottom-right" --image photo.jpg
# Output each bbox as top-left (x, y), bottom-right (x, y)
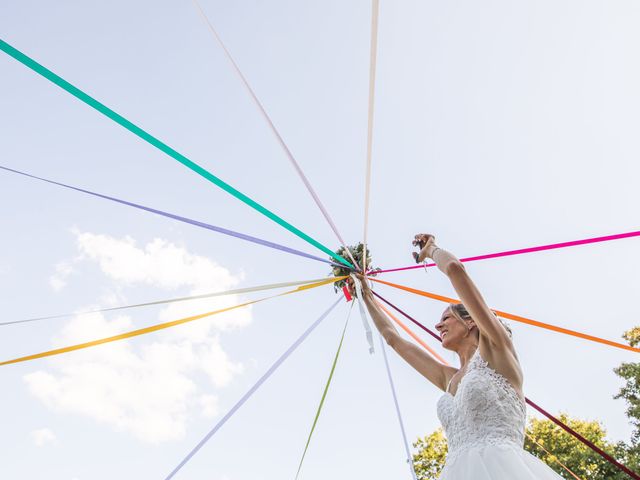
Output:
top-left (436, 350), bottom-right (565, 479)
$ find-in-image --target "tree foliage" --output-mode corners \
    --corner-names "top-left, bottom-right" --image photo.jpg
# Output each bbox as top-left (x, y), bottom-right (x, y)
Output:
top-left (413, 428), bottom-right (448, 479)
top-left (524, 415), bottom-right (630, 479)
top-left (614, 327), bottom-right (640, 446)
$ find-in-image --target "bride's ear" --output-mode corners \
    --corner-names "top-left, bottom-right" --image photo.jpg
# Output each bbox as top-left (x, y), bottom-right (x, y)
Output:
top-left (465, 320), bottom-right (479, 336)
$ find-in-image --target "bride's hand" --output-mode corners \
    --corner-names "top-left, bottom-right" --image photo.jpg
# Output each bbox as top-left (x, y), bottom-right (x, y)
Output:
top-left (412, 233), bottom-right (438, 263)
top-left (346, 277), bottom-right (356, 297)
top-left (346, 274), bottom-right (372, 298)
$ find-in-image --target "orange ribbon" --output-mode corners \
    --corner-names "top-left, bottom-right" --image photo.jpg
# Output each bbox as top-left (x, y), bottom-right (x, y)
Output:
top-left (370, 278), bottom-right (640, 354)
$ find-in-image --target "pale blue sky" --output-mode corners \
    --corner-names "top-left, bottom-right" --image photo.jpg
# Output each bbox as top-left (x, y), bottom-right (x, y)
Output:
top-left (1, 1), bottom-right (640, 479)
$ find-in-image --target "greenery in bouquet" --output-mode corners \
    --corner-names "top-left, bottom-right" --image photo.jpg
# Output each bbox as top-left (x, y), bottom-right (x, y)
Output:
top-left (330, 243), bottom-right (380, 295)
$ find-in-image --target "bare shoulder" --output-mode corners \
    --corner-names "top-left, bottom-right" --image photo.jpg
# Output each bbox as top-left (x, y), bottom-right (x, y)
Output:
top-left (441, 365), bottom-right (459, 390)
top-left (478, 335), bottom-right (523, 394)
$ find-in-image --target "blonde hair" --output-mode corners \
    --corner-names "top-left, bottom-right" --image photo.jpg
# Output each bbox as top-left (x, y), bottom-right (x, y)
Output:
top-left (449, 303), bottom-right (512, 338)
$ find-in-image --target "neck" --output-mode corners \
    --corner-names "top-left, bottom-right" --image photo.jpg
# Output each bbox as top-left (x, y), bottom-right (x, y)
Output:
top-left (456, 342), bottom-right (479, 367)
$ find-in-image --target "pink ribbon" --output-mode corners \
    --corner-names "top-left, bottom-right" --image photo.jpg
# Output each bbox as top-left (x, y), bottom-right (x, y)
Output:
top-left (372, 230), bottom-right (640, 274)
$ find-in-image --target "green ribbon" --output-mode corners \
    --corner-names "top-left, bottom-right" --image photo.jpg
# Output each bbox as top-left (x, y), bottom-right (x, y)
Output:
top-left (295, 302), bottom-right (353, 479)
top-left (0, 39), bottom-right (353, 268)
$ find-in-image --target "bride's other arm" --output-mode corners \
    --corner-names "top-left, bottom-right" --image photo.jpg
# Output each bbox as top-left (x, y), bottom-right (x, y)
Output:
top-left (355, 277), bottom-right (456, 391)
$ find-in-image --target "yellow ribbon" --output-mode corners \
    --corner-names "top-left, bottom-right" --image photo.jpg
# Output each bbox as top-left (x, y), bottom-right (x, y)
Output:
top-left (0, 276), bottom-right (345, 367)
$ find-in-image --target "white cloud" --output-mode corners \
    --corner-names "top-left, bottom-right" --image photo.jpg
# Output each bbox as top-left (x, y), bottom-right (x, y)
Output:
top-left (49, 261), bottom-right (74, 292)
top-left (26, 233), bottom-right (249, 444)
top-left (74, 232), bottom-right (243, 290)
top-left (31, 428), bottom-right (56, 447)
top-left (199, 394), bottom-right (220, 418)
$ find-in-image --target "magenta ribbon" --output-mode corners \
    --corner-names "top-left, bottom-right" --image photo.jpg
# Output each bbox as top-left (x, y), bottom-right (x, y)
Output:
top-left (373, 230), bottom-right (640, 274)
top-left (525, 398), bottom-right (639, 480)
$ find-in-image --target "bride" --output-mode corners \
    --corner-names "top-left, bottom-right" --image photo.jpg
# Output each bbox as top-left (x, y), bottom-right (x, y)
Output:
top-left (355, 233), bottom-right (565, 478)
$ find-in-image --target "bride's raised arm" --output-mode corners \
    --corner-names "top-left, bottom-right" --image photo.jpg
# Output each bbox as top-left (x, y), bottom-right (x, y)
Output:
top-left (414, 234), bottom-right (513, 350)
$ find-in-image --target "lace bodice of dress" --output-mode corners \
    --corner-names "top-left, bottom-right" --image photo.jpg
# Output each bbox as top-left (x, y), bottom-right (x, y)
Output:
top-left (436, 350), bottom-right (527, 465)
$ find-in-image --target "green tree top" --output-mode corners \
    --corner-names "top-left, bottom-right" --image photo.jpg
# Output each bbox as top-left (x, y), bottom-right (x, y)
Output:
top-left (614, 327), bottom-right (640, 451)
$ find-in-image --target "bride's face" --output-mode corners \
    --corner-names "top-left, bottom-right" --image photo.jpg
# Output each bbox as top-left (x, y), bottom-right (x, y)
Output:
top-left (435, 307), bottom-right (473, 350)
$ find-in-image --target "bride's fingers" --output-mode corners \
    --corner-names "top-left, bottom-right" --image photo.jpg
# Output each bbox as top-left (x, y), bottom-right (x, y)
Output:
top-left (414, 233), bottom-right (431, 245)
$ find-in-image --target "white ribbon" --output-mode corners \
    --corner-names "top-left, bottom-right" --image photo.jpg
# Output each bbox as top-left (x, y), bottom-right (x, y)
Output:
top-left (362, 0), bottom-right (380, 272)
top-left (351, 274), bottom-right (374, 354)
top-left (191, 0), bottom-right (358, 270)
top-left (380, 334), bottom-right (419, 480)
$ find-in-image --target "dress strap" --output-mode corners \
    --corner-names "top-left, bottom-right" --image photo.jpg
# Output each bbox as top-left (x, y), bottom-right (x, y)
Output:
top-left (445, 350), bottom-right (480, 394)
top-left (445, 376), bottom-right (454, 393)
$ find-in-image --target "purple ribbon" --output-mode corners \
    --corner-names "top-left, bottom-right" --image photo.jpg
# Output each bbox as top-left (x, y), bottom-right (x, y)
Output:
top-left (0, 165), bottom-right (344, 268)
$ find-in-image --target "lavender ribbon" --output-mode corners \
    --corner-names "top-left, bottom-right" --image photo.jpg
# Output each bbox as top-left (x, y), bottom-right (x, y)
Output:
top-left (164, 298), bottom-right (341, 479)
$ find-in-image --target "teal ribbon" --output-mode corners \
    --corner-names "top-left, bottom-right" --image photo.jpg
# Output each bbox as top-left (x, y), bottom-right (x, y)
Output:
top-left (295, 302), bottom-right (353, 479)
top-left (0, 38), bottom-right (353, 268)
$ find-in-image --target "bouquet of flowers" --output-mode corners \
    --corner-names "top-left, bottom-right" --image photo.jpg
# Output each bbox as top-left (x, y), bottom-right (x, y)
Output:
top-left (330, 243), bottom-right (380, 295)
